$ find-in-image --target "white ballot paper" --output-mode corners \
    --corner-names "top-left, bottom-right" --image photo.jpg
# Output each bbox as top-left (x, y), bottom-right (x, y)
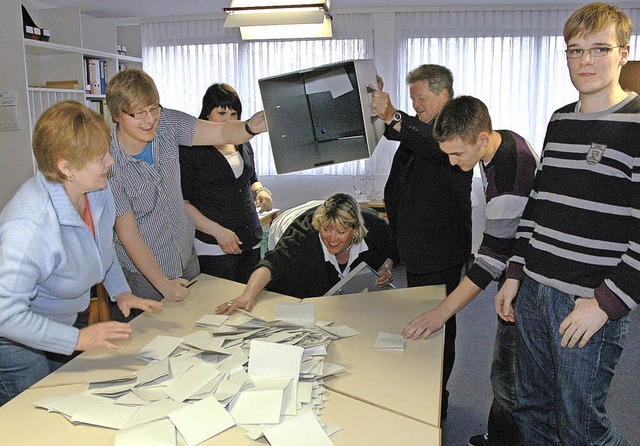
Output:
top-left (248, 340), bottom-right (303, 379)
top-left (373, 332), bottom-right (406, 351)
top-left (275, 302), bottom-right (315, 327)
top-left (115, 419), bottom-right (176, 446)
top-left (168, 396), bottom-right (235, 446)
top-left (137, 335), bottom-right (183, 361)
top-left (304, 66), bottom-right (353, 99)
top-left (194, 314), bottom-right (229, 327)
top-left (229, 388), bottom-right (284, 424)
top-left (263, 410), bottom-right (333, 446)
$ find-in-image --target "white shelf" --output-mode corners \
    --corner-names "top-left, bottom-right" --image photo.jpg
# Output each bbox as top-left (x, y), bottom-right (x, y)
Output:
top-left (28, 87), bottom-right (83, 93)
top-left (117, 54), bottom-right (143, 64)
top-left (0, 0), bottom-right (142, 208)
top-left (24, 39), bottom-right (84, 56)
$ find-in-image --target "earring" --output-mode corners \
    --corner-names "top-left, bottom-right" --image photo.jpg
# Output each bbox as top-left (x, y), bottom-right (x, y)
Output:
top-left (67, 174), bottom-right (74, 182)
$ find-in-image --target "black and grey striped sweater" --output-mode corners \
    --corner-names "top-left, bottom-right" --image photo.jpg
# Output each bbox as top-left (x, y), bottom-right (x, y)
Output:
top-left (507, 92), bottom-right (640, 319)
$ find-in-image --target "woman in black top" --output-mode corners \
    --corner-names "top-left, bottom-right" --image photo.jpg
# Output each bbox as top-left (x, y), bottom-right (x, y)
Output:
top-left (216, 193), bottom-right (396, 314)
top-left (180, 84), bottom-right (272, 283)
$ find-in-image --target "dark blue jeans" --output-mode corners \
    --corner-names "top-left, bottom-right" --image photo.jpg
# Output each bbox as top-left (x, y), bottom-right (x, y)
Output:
top-left (514, 276), bottom-right (630, 446)
top-left (0, 338), bottom-right (66, 406)
top-left (488, 317), bottom-right (518, 445)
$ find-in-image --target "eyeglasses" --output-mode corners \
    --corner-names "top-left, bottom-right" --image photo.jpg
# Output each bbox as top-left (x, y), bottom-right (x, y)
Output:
top-left (565, 46), bottom-right (622, 59)
top-left (123, 105), bottom-right (162, 120)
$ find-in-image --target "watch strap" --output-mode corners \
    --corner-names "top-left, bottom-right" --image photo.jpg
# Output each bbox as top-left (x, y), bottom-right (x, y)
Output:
top-left (389, 111), bottom-right (402, 127)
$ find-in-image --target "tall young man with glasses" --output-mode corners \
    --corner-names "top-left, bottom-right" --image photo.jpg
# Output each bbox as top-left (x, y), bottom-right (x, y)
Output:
top-left (106, 69), bottom-right (266, 321)
top-left (496, 3), bottom-right (639, 444)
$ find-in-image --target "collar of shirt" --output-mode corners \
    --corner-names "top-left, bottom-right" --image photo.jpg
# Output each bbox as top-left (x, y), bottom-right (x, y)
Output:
top-left (111, 124), bottom-right (156, 165)
top-left (39, 170), bottom-right (106, 229)
top-left (319, 233), bottom-right (369, 278)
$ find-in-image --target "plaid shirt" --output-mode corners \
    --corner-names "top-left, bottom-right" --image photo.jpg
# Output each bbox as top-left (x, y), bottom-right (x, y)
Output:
top-left (109, 108), bottom-right (197, 278)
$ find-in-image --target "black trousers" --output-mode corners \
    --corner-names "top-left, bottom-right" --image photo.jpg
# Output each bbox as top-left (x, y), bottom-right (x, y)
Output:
top-left (407, 263), bottom-right (464, 418)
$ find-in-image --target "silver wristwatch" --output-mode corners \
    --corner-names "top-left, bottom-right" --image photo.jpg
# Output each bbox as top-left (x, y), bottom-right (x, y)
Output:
top-left (389, 111), bottom-right (402, 127)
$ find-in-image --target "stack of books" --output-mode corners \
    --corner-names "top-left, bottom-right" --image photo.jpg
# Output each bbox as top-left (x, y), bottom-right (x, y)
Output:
top-left (85, 58), bottom-right (107, 95)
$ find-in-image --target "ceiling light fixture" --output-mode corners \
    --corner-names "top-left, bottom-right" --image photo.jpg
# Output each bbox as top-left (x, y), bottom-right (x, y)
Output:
top-left (223, 0), bottom-right (332, 40)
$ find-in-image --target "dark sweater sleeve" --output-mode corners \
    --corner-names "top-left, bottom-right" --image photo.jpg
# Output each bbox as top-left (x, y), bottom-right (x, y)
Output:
top-left (383, 112), bottom-right (443, 160)
top-left (360, 207), bottom-right (396, 268)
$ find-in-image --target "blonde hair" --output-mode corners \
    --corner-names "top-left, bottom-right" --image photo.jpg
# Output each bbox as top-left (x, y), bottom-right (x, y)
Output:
top-left (564, 2), bottom-right (632, 46)
top-left (106, 68), bottom-right (160, 123)
top-left (312, 193), bottom-right (367, 244)
top-left (32, 101), bottom-right (111, 182)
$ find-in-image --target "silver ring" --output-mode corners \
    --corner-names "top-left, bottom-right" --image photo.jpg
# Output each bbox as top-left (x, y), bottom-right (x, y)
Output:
top-left (227, 301), bottom-right (232, 307)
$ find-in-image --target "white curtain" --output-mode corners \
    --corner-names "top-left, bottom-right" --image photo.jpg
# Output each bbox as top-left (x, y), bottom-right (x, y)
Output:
top-left (395, 7), bottom-right (640, 153)
top-left (142, 14), bottom-right (373, 176)
top-left (142, 7), bottom-right (640, 176)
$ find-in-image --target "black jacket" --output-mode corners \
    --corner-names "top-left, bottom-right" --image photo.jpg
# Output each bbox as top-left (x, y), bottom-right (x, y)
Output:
top-left (259, 206), bottom-right (395, 298)
top-left (383, 111), bottom-right (472, 274)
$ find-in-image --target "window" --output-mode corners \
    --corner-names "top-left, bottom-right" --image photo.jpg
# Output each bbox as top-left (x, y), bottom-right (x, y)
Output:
top-left (145, 38), bottom-right (369, 176)
top-left (401, 33), bottom-right (640, 157)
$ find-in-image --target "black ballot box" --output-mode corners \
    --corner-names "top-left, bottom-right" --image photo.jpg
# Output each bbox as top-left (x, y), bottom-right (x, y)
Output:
top-left (259, 59), bottom-right (385, 174)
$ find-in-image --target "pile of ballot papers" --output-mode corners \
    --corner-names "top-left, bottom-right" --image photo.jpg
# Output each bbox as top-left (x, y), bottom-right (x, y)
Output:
top-left (33, 303), bottom-right (361, 446)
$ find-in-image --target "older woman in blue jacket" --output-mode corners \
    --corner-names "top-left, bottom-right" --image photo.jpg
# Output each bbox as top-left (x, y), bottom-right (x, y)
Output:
top-left (0, 101), bottom-right (161, 405)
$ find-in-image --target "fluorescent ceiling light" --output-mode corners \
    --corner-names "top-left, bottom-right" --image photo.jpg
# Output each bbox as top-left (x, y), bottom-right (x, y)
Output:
top-left (239, 18), bottom-right (332, 40)
top-left (224, 0), bottom-right (332, 40)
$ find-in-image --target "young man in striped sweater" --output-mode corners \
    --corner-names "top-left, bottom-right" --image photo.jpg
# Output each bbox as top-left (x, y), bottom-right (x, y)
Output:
top-left (402, 95), bottom-right (538, 446)
top-left (496, 3), bottom-right (639, 445)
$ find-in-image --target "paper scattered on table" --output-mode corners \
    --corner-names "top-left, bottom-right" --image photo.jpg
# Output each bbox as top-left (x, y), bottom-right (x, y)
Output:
top-left (136, 335), bottom-right (183, 361)
top-left (168, 396), bottom-right (235, 446)
top-left (318, 325), bottom-right (360, 339)
top-left (263, 410), bottom-right (333, 446)
top-left (373, 332), bottom-right (406, 351)
top-left (229, 388), bottom-right (284, 424)
top-left (194, 314), bottom-right (229, 328)
top-left (275, 302), bottom-right (315, 327)
top-left (34, 304), bottom-right (349, 444)
top-left (248, 340), bottom-right (303, 380)
top-left (115, 419), bottom-right (176, 446)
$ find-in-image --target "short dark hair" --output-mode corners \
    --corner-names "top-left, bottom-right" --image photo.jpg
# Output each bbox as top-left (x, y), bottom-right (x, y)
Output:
top-left (432, 96), bottom-right (493, 144)
top-left (198, 83), bottom-right (243, 120)
top-left (406, 64), bottom-right (454, 99)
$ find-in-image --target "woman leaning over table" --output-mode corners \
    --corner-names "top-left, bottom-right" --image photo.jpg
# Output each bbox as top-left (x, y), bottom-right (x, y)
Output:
top-left (216, 193), bottom-right (396, 314)
top-left (0, 101), bottom-right (161, 405)
top-left (180, 83), bottom-right (272, 284)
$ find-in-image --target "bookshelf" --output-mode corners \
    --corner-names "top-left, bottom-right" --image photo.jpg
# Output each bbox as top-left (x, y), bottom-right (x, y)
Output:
top-left (0, 0), bottom-right (142, 207)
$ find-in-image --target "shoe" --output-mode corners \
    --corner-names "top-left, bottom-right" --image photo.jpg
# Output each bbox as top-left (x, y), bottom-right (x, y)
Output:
top-left (469, 433), bottom-right (489, 446)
